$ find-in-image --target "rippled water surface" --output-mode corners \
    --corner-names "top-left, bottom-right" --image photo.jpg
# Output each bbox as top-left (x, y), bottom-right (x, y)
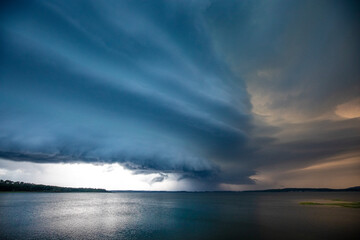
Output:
top-left (0, 192), bottom-right (359, 239)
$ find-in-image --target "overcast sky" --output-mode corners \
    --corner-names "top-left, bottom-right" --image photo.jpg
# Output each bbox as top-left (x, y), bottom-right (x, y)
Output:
top-left (0, 0), bottom-right (359, 190)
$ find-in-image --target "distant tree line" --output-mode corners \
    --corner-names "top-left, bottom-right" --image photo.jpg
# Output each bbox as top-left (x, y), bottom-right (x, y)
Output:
top-left (0, 179), bottom-right (107, 192)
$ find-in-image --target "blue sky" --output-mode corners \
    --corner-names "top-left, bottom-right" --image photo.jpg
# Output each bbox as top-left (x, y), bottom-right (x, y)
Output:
top-left (0, 0), bottom-right (359, 190)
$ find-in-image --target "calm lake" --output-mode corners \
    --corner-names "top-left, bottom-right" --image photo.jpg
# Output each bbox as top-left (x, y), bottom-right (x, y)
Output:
top-left (0, 192), bottom-right (359, 240)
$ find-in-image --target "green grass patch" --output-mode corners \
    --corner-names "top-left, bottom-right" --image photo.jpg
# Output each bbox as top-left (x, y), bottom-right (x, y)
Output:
top-left (300, 201), bottom-right (360, 208)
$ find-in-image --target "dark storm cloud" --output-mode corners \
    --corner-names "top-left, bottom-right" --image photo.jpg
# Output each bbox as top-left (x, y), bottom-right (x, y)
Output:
top-left (1, 0), bottom-right (359, 189)
top-left (254, 118), bottom-right (360, 168)
top-left (200, 0), bottom-right (360, 186)
top-left (0, 0), bottom-right (253, 182)
top-left (204, 0), bottom-right (360, 118)
top-left (150, 173), bottom-right (168, 185)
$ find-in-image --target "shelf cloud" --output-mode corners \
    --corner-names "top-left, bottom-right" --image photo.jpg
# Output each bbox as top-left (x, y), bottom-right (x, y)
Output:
top-left (1, 0), bottom-right (359, 190)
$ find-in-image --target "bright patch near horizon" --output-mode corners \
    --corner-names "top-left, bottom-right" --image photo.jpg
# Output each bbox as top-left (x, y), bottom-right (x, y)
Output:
top-left (0, 159), bottom-right (190, 191)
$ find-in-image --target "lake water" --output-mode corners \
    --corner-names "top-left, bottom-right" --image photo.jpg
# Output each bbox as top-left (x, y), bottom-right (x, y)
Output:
top-left (0, 192), bottom-right (359, 239)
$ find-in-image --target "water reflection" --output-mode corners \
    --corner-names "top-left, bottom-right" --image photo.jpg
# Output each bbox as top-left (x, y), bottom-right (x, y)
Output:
top-left (0, 192), bottom-right (359, 239)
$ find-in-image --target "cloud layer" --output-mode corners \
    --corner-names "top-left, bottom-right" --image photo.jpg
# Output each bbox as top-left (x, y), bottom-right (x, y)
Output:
top-left (1, 0), bottom-right (359, 189)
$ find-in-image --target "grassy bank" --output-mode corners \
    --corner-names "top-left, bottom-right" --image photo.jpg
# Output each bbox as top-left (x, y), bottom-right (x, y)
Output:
top-left (300, 201), bottom-right (360, 208)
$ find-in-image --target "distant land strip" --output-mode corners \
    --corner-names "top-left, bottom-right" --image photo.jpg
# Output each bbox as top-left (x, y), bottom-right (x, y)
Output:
top-left (111, 186), bottom-right (360, 193)
top-left (1, 179), bottom-right (359, 193)
top-left (242, 186), bottom-right (360, 192)
top-left (0, 179), bottom-right (107, 192)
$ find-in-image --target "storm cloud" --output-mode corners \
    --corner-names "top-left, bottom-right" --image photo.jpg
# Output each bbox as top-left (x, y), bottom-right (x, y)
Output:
top-left (1, 0), bottom-right (359, 190)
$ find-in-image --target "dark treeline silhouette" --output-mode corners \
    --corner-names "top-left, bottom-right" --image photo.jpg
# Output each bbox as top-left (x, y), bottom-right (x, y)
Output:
top-left (0, 179), bottom-right (107, 192)
top-left (1, 179), bottom-right (359, 193)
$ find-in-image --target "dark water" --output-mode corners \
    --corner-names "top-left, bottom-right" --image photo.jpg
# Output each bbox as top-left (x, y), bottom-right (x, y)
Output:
top-left (0, 192), bottom-right (359, 240)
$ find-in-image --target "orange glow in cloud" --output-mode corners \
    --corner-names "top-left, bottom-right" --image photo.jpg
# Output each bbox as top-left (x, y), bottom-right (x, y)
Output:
top-left (335, 97), bottom-right (360, 119)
